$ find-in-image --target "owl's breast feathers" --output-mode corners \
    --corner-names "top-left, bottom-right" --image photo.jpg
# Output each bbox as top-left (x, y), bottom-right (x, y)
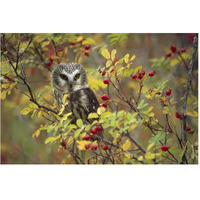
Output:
top-left (67, 88), bottom-right (100, 124)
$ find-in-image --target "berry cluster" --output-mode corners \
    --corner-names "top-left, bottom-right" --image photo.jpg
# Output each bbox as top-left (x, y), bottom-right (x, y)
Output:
top-left (70, 38), bottom-right (91, 57)
top-left (166, 45), bottom-right (187, 58)
top-left (131, 69), bottom-right (156, 80)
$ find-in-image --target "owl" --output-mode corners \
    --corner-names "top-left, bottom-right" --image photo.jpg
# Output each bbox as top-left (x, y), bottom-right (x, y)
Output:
top-left (51, 62), bottom-right (100, 126)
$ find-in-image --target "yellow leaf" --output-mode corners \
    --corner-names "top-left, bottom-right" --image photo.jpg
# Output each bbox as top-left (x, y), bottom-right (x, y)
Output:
top-left (29, 102), bottom-right (38, 108)
top-left (145, 152), bottom-right (155, 160)
top-left (37, 110), bottom-right (42, 117)
top-left (102, 48), bottom-right (110, 59)
top-left (58, 105), bottom-right (65, 115)
top-left (128, 124), bottom-right (137, 132)
top-left (122, 140), bottom-right (131, 151)
top-left (81, 38), bottom-right (95, 45)
top-left (170, 58), bottom-right (180, 67)
top-left (20, 107), bottom-right (33, 115)
top-left (138, 155), bottom-right (144, 161)
top-left (63, 94), bottom-right (69, 104)
top-left (1, 90), bottom-right (7, 100)
top-left (32, 128), bottom-right (41, 138)
top-left (124, 152), bottom-right (132, 159)
top-left (88, 113), bottom-right (99, 119)
top-left (45, 135), bottom-right (60, 144)
top-left (130, 54), bottom-right (136, 61)
top-left (148, 112), bottom-right (155, 117)
top-left (111, 49), bottom-right (117, 61)
top-left (101, 111), bottom-right (112, 118)
top-left (61, 112), bottom-right (72, 122)
top-left (124, 54), bottom-right (129, 64)
top-left (147, 143), bottom-right (155, 152)
top-left (76, 140), bottom-right (91, 150)
top-left (97, 107), bottom-right (106, 115)
top-left (106, 60), bottom-right (112, 68)
top-left (76, 36), bottom-right (84, 42)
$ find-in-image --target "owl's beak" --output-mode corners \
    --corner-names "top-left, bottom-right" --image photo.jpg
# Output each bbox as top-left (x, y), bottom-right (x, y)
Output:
top-left (69, 83), bottom-right (73, 91)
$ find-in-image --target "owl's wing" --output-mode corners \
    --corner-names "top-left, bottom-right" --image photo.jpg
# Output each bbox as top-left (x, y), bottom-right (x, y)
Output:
top-left (68, 88), bottom-right (100, 124)
top-left (68, 88), bottom-right (104, 137)
top-left (83, 88), bottom-right (100, 114)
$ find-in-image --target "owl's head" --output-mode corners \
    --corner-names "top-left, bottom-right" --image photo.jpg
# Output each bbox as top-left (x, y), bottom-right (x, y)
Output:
top-left (51, 63), bottom-right (88, 93)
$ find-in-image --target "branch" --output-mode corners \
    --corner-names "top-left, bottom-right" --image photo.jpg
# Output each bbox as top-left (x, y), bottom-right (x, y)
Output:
top-left (182, 34), bottom-right (198, 144)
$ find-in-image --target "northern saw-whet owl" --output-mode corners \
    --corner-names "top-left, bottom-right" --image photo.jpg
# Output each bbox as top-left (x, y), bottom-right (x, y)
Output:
top-left (51, 62), bottom-right (101, 127)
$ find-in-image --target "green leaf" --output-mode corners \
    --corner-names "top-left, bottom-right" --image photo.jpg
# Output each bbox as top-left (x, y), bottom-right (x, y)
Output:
top-left (137, 100), bottom-right (148, 109)
top-left (145, 152), bottom-right (155, 160)
top-left (74, 129), bottom-right (81, 138)
top-left (76, 119), bottom-right (83, 128)
top-left (101, 111), bottom-right (112, 118)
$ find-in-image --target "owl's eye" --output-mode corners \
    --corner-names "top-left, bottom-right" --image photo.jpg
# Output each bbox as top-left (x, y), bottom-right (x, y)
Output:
top-left (74, 73), bottom-right (80, 80)
top-left (60, 74), bottom-right (68, 80)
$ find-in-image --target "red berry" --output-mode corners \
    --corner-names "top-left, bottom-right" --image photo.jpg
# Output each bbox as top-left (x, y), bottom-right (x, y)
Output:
top-left (131, 74), bottom-right (137, 79)
top-left (138, 73), bottom-right (143, 79)
top-left (99, 69), bottom-right (102, 74)
top-left (166, 52), bottom-right (172, 58)
top-left (50, 57), bottom-right (54, 63)
top-left (102, 94), bottom-right (109, 101)
top-left (96, 125), bottom-right (102, 132)
top-left (60, 141), bottom-right (67, 147)
top-left (85, 143), bottom-right (90, 150)
top-left (102, 103), bottom-right (107, 108)
top-left (186, 125), bottom-right (191, 131)
top-left (46, 62), bottom-right (51, 67)
top-left (71, 42), bottom-right (76, 46)
top-left (91, 144), bottom-right (98, 151)
top-left (149, 71), bottom-right (155, 77)
top-left (84, 44), bottom-right (91, 50)
top-left (102, 70), bottom-right (106, 76)
top-left (181, 48), bottom-right (186, 53)
top-left (161, 145), bottom-right (170, 151)
top-left (102, 144), bottom-right (109, 151)
top-left (176, 112), bottom-right (182, 120)
top-left (155, 92), bottom-right (161, 95)
top-left (57, 48), bottom-right (62, 52)
top-left (84, 51), bottom-right (89, 56)
top-left (103, 78), bottom-right (109, 84)
top-left (5, 77), bottom-right (12, 82)
top-left (83, 135), bottom-right (91, 141)
top-left (139, 69), bottom-right (145, 76)
top-left (110, 68), bottom-right (114, 73)
top-left (171, 45), bottom-right (177, 53)
top-left (166, 89), bottom-right (171, 96)
top-left (91, 128), bottom-right (97, 135)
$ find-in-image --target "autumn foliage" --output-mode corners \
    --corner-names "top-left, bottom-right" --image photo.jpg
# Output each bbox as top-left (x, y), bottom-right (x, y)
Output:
top-left (1, 33), bottom-right (198, 164)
